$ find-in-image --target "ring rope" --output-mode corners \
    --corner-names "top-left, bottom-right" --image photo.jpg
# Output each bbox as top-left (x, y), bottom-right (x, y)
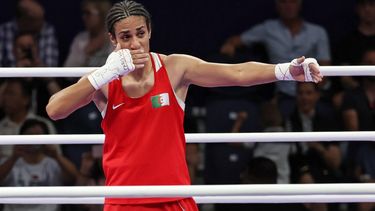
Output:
top-left (1, 131), bottom-right (375, 145)
top-left (1, 66), bottom-right (374, 205)
top-left (0, 66), bottom-right (374, 77)
top-left (2, 195), bottom-right (375, 204)
top-left (0, 184), bottom-right (374, 204)
top-left (0, 184), bottom-right (375, 198)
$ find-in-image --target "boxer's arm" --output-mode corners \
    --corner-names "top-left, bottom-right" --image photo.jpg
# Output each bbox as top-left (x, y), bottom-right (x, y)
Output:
top-left (46, 45), bottom-right (139, 120)
top-left (46, 76), bottom-right (98, 120)
top-left (173, 54), bottom-right (322, 87)
top-left (46, 45), bottom-right (146, 120)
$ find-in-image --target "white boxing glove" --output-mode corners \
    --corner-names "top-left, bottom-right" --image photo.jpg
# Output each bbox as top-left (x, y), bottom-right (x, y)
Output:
top-left (275, 58), bottom-right (319, 82)
top-left (87, 49), bottom-right (135, 90)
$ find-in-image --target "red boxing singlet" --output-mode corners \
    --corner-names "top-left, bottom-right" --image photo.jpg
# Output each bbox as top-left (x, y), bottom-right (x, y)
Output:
top-left (101, 53), bottom-right (191, 205)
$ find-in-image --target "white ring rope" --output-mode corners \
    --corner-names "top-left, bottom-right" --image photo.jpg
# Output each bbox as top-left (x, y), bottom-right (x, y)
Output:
top-left (0, 184), bottom-right (374, 203)
top-left (2, 195), bottom-right (375, 204)
top-left (1, 131), bottom-right (375, 145)
top-left (0, 67), bottom-right (91, 77)
top-left (0, 66), bottom-right (374, 77)
top-left (1, 66), bottom-right (374, 205)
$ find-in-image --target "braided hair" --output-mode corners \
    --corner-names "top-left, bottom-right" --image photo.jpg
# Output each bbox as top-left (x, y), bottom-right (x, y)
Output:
top-left (106, 0), bottom-right (151, 36)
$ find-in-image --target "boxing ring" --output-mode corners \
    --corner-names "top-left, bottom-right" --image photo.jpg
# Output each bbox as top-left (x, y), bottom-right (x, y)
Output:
top-left (1, 65), bottom-right (375, 205)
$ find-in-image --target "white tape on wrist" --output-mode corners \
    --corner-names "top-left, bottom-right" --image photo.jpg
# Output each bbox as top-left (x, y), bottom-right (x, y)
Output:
top-left (87, 67), bottom-right (112, 90)
top-left (275, 62), bottom-right (293, 81)
top-left (275, 58), bottom-right (319, 82)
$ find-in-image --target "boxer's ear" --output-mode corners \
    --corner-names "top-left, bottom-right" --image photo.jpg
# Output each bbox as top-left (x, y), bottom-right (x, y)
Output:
top-left (109, 32), bottom-right (117, 47)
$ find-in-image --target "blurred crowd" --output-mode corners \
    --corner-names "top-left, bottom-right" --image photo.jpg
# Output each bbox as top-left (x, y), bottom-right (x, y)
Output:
top-left (0, 0), bottom-right (374, 211)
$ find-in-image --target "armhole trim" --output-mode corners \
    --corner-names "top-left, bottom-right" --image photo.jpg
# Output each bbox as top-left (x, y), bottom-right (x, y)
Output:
top-left (152, 52), bottom-right (185, 111)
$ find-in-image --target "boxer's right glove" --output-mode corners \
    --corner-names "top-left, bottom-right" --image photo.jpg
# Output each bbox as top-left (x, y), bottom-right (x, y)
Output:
top-left (87, 49), bottom-right (135, 90)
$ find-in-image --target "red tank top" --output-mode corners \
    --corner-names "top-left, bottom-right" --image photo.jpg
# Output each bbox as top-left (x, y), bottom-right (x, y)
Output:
top-left (101, 53), bottom-right (191, 205)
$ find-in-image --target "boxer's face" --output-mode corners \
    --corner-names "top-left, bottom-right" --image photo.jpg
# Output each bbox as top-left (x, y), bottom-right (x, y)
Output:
top-left (109, 15), bottom-right (151, 52)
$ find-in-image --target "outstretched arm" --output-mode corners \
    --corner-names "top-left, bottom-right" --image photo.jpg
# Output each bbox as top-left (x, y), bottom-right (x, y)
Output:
top-left (177, 54), bottom-right (322, 87)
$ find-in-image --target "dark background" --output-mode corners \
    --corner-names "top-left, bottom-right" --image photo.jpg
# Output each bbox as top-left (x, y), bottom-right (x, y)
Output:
top-left (0, 0), bottom-right (358, 64)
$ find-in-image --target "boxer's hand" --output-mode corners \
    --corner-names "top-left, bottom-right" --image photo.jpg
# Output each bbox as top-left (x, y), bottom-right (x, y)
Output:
top-left (275, 57), bottom-right (323, 83)
top-left (87, 44), bottom-right (135, 90)
top-left (130, 49), bottom-right (149, 69)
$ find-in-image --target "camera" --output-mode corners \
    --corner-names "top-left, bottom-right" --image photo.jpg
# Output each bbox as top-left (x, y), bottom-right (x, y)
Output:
top-left (23, 47), bottom-right (33, 60)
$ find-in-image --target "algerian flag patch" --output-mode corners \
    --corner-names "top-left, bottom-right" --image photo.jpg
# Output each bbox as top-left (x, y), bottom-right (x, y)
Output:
top-left (151, 93), bottom-right (170, 108)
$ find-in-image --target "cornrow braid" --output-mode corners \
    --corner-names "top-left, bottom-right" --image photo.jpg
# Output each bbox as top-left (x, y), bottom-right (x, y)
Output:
top-left (106, 0), bottom-right (151, 35)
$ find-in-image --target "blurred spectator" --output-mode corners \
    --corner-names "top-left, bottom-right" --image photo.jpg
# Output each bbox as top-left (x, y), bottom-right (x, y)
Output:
top-left (76, 146), bottom-right (104, 186)
top-left (242, 157), bottom-right (278, 184)
top-left (0, 0), bottom-right (58, 67)
top-left (341, 49), bottom-right (375, 134)
top-left (0, 0), bottom-right (61, 117)
top-left (220, 0), bottom-right (331, 119)
top-left (75, 145), bottom-right (104, 211)
top-left (12, 32), bottom-right (62, 118)
top-left (341, 48), bottom-right (375, 183)
top-left (0, 78), bottom-right (56, 157)
top-left (253, 101), bottom-right (292, 184)
top-left (335, 0), bottom-right (375, 66)
top-left (13, 32), bottom-right (43, 67)
top-left (342, 46), bottom-right (374, 207)
top-left (0, 82), bottom-right (5, 119)
top-left (221, 157), bottom-right (308, 211)
top-left (206, 111), bottom-right (252, 211)
top-left (354, 141), bottom-right (375, 211)
top-left (286, 83), bottom-right (342, 186)
top-left (184, 105), bottom-right (204, 186)
top-left (57, 104), bottom-right (103, 171)
top-left (340, 54), bottom-right (375, 211)
top-left (64, 0), bottom-right (112, 67)
top-left (60, 0), bottom-right (110, 170)
top-left (334, 0), bottom-right (375, 97)
top-left (0, 118), bottom-right (78, 211)
top-left (362, 47), bottom-right (375, 65)
top-left (58, 103), bottom-right (103, 169)
top-left (204, 98), bottom-right (260, 188)
top-left (297, 167), bottom-right (328, 211)
top-left (204, 109), bottom-right (251, 185)
top-left (186, 143), bottom-right (202, 185)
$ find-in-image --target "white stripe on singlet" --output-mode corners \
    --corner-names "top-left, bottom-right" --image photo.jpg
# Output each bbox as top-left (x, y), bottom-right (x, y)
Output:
top-left (151, 52), bottom-right (185, 111)
top-left (178, 201), bottom-right (186, 211)
top-left (151, 52), bottom-right (162, 72)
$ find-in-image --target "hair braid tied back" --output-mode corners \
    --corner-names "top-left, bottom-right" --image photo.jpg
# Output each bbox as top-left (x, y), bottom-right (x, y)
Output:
top-left (106, 0), bottom-right (151, 35)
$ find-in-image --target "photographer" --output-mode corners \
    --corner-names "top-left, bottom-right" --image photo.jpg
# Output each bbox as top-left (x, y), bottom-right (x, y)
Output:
top-left (0, 0), bottom-right (58, 67)
top-left (11, 32), bottom-right (62, 118)
top-left (13, 32), bottom-right (43, 67)
top-left (0, 118), bottom-right (78, 211)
